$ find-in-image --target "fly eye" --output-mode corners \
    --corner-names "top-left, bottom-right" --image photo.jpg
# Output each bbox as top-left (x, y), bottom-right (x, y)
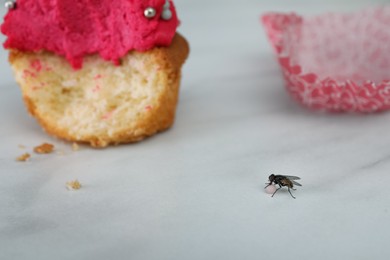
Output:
top-left (144, 7), bottom-right (156, 19)
top-left (161, 0), bottom-right (172, 20)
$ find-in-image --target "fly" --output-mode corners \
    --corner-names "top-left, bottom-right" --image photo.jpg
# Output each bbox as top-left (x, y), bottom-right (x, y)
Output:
top-left (265, 174), bottom-right (302, 199)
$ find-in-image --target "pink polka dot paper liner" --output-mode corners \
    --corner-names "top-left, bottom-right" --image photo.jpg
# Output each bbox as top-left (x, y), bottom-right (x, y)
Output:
top-left (262, 7), bottom-right (390, 113)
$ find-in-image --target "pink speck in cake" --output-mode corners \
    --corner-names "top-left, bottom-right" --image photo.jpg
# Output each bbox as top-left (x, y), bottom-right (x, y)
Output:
top-left (102, 111), bottom-right (114, 120)
top-left (31, 82), bottom-right (46, 91)
top-left (145, 105), bottom-right (153, 111)
top-left (30, 59), bottom-right (42, 72)
top-left (23, 70), bottom-right (36, 79)
top-left (92, 85), bottom-right (101, 93)
top-left (94, 74), bottom-right (103, 80)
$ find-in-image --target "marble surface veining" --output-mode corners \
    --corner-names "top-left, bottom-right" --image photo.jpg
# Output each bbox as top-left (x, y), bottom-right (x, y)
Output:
top-left (1, 1), bottom-right (390, 259)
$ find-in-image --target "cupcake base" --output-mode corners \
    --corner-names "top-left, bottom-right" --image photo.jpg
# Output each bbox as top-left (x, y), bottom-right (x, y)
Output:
top-left (9, 33), bottom-right (189, 147)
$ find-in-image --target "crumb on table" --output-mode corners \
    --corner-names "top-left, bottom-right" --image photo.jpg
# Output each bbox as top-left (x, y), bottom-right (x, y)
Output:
top-left (34, 143), bottom-right (54, 154)
top-left (72, 143), bottom-right (79, 151)
top-left (16, 153), bottom-right (31, 162)
top-left (66, 180), bottom-right (82, 190)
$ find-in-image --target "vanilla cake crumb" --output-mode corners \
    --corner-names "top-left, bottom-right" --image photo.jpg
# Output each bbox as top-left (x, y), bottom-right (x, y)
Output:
top-left (72, 143), bottom-right (80, 151)
top-left (16, 153), bottom-right (31, 162)
top-left (66, 180), bottom-right (82, 190)
top-left (34, 143), bottom-right (54, 154)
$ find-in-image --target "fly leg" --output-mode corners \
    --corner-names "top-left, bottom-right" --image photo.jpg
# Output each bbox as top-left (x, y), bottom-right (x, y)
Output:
top-left (287, 188), bottom-right (296, 199)
top-left (271, 184), bottom-right (282, 197)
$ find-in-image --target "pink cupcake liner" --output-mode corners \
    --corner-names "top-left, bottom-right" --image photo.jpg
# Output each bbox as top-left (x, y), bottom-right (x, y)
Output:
top-left (262, 7), bottom-right (390, 113)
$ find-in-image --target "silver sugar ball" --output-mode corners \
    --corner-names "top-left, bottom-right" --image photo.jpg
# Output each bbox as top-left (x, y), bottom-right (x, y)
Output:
top-left (161, 9), bottom-right (172, 21)
top-left (144, 7), bottom-right (156, 19)
top-left (5, 0), bottom-right (16, 10)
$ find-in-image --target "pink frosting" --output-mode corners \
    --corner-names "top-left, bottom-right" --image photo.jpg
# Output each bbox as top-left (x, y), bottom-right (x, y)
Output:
top-left (1, 0), bottom-right (179, 69)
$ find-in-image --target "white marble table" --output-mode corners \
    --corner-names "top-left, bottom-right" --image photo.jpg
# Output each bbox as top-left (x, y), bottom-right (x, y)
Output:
top-left (1, 1), bottom-right (390, 259)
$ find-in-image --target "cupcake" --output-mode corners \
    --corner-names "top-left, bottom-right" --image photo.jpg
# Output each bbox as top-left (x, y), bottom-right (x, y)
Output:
top-left (1, 0), bottom-right (189, 147)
